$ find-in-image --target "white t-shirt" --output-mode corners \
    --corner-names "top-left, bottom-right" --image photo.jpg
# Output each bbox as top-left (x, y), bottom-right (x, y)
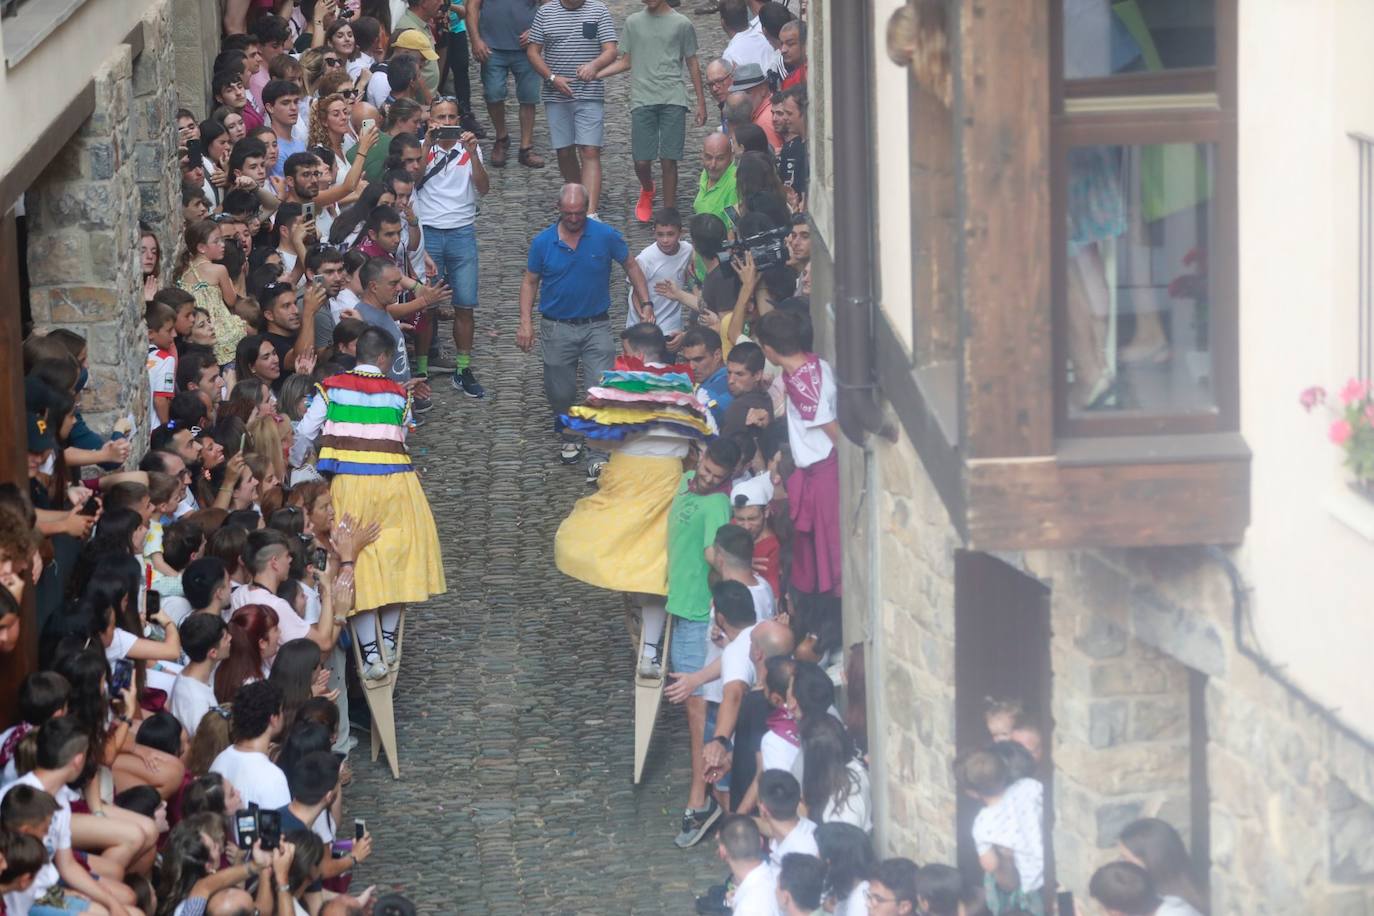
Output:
top-left (365, 70), bottom-right (393, 108)
top-left (730, 860), bottom-right (780, 916)
top-left (346, 52), bottom-right (374, 82)
top-left (834, 880), bottom-right (869, 916)
top-left (171, 674), bottom-right (219, 737)
top-left (231, 585), bottom-right (310, 646)
top-left (747, 579), bottom-right (775, 621)
top-left (760, 729), bottom-right (800, 774)
top-left (331, 287), bottom-right (361, 322)
top-left (971, 776), bottom-right (1045, 893)
top-left (0, 773), bottom-right (72, 911)
top-left (105, 627), bottom-right (140, 665)
top-left (1157, 897), bottom-right (1205, 916)
top-left (211, 745), bottom-right (291, 811)
top-left (723, 27), bottom-right (777, 78)
top-left (413, 143), bottom-right (484, 229)
top-left (402, 222), bottom-right (428, 281)
top-left (163, 594), bottom-right (194, 626)
top-left (769, 817), bottom-right (818, 863)
top-left (821, 759), bottom-right (872, 832)
top-left (147, 346), bottom-right (176, 431)
top-left (783, 358), bottom-right (838, 468)
top-left (627, 241), bottom-right (694, 334)
top-left (703, 625), bottom-right (756, 704)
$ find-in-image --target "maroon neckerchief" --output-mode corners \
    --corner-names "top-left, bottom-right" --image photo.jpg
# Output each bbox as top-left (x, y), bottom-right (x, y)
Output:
top-left (767, 706), bottom-right (800, 747)
top-left (783, 353), bottom-right (823, 422)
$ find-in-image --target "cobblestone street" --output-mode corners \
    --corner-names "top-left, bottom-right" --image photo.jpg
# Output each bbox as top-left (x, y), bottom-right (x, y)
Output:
top-left (343, 5), bottom-right (725, 910)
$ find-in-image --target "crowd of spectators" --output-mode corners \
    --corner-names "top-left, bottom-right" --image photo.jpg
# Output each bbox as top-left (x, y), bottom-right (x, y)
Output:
top-left (0, 0), bottom-right (1214, 914)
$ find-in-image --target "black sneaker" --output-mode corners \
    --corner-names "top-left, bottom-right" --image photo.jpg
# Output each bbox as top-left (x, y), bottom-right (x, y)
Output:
top-left (673, 798), bottom-right (721, 848)
top-left (455, 367), bottom-right (486, 399)
top-left (412, 395), bottom-right (433, 414)
top-left (694, 885), bottom-right (729, 915)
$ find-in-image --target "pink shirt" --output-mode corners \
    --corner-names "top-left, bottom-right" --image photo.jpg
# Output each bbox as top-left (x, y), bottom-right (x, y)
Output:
top-left (230, 585), bottom-right (310, 647)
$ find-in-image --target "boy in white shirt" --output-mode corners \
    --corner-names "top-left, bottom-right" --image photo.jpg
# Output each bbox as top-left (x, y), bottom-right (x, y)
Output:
top-left (171, 613), bottom-right (230, 737)
top-left (706, 523), bottom-right (775, 622)
top-left (211, 681), bottom-right (291, 812)
top-left (757, 769), bottom-right (817, 863)
top-left (717, 814), bottom-right (780, 916)
top-left (627, 207), bottom-right (695, 338)
top-left (146, 300), bottom-right (178, 431)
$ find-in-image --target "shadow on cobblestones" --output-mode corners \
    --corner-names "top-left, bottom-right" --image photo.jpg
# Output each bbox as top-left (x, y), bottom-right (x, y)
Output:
top-left (344, 3), bottom-right (728, 911)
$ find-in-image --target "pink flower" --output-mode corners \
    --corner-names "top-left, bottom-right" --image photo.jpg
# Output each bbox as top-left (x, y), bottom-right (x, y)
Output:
top-left (1365, 403), bottom-right (1374, 425)
top-left (1331, 419), bottom-right (1353, 445)
top-left (1300, 386), bottom-right (1327, 412)
top-left (1340, 378), bottom-right (1369, 406)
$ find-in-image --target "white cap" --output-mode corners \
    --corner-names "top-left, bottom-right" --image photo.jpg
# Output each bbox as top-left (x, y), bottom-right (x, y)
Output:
top-left (730, 473), bottom-right (774, 508)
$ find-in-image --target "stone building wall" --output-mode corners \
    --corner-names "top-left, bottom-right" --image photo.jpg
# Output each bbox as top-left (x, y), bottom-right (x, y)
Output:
top-left (24, 0), bottom-right (181, 451)
top-left (846, 423), bottom-right (1374, 913)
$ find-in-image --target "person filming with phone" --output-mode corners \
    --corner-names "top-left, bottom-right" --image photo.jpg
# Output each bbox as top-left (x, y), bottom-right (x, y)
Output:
top-left (414, 97), bottom-right (491, 398)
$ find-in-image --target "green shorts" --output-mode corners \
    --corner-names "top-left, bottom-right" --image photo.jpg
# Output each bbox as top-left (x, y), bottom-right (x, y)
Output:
top-left (630, 104), bottom-right (688, 162)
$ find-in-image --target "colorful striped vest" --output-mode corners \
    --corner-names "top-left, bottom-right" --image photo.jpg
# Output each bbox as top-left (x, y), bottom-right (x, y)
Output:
top-left (315, 370), bottom-right (413, 476)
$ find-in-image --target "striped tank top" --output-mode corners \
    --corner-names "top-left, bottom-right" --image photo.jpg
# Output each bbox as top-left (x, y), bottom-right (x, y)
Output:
top-left (315, 370), bottom-right (413, 476)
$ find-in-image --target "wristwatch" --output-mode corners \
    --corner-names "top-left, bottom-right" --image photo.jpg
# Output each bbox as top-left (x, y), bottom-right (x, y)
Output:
top-left (545, 74), bottom-right (558, 88)
top-left (711, 735), bottom-right (733, 753)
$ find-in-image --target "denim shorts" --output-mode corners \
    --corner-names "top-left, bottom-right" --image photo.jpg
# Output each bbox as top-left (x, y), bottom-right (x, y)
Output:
top-left (546, 100), bottom-right (605, 149)
top-left (670, 616), bottom-right (709, 697)
top-left (423, 224), bottom-right (479, 308)
top-left (480, 48), bottom-right (541, 105)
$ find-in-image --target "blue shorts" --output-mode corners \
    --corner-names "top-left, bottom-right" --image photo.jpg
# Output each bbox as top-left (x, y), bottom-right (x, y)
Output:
top-left (480, 48), bottom-right (541, 105)
top-left (423, 224), bottom-right (479, 308)
top-left (670, 616), bottom-right (710, 698)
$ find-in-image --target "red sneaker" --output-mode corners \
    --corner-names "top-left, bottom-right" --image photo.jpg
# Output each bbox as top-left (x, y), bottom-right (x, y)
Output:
top-left (635, 185), bottom-right (655, 223)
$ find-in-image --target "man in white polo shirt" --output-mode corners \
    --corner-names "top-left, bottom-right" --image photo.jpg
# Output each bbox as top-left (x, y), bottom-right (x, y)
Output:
top-left (717, 814), bottom-right (779, 915)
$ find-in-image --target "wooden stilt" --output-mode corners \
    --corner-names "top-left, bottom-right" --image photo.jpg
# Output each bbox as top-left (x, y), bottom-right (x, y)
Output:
top-left (633, 612), bottom-right (672, 785)
top-left (349, 609), bottom-right (406, 779)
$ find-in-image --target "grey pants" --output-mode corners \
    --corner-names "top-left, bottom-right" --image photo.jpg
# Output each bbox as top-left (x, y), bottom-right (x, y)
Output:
top-left (540, 316), bottom-right (616, 459)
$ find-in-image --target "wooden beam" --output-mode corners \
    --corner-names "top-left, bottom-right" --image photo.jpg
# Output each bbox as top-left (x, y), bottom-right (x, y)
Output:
top-left (965, 452), bottom-right (1250, 549)
top-left (0, 211), bottom-right (36, 729)
top-left (957, 0), bottom-right (1053, 459)
top-left (0, 82), bottom-right (94, 217)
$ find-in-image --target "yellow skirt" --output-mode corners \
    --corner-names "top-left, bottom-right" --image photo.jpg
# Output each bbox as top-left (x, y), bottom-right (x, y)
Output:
top-left (555, 452), bottom-right (683, 596)
top-left (330, 471), bottom-right (446, 613)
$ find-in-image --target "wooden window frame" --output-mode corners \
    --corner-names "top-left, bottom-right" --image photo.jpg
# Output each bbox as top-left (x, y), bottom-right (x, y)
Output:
top-left (1049, 0), bottom-right (1238, 438)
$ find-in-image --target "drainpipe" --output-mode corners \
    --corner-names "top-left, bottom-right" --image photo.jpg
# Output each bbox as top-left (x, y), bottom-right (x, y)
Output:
top-left (830, 0), bottom-right (895, 446)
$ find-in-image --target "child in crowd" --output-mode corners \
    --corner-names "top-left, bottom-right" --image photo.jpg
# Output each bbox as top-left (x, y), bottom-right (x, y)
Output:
top-left (146, 300), bottom-right (180, 432)
top-left (957, 748), bottom-right (1045, 915)
top-left (143, 471), bottom-right (183, 578)
top-left (0, 671), bottom-right (70, 785)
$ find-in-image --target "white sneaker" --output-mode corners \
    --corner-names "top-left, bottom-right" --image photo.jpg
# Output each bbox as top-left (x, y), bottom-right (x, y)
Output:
top-left (637, 652), bottom-right (662, 678)
top-left (559, 441), bottom-right (584, 464)
top-left (362, 657), bottom-right (389, 681)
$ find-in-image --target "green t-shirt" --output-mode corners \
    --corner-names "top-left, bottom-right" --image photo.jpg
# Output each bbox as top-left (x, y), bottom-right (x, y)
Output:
top-left (397, 10), bottom-right (442, 94)
top-left (346, 133), bottom-right (392, 185)
top-left (666, 473), bottom-right (731, 621)
top-left (621, 8), bottom-right (698, 110)
top-left (693, 161), bottom-right (738, 229)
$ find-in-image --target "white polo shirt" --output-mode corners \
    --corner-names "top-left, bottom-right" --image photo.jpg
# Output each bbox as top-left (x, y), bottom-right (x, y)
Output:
top-left (413, 143), bottom-right (484, 230)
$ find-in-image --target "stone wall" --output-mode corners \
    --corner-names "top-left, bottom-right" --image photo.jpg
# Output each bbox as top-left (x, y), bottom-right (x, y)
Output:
top-left (25, 0), bottom-right (181, 450)
top-left (844, 419), bottom-right (1374, 912)
top-left (170, 0), bottom-right (221, 117)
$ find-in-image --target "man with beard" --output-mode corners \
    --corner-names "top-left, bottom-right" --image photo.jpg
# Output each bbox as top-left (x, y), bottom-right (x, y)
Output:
top-left (260, 280), bottom-right (323, 387)
top-left (308, 247), bottom-right (351, 350)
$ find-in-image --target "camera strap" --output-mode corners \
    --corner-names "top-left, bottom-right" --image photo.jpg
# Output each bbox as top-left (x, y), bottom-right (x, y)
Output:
top-left (416, 147), bottom-right (460, 191)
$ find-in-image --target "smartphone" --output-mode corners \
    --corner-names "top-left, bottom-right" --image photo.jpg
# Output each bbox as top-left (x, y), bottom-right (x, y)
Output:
top-left (361, 118), bottom-right (376, 133)
top-left (235, 809), bottom-right (259, 849)
top-left (724, 206), bottom-right (740, 225)
top-left (302, 201), bottom-right (316, 222)
top-left (1057, 891), bottom-right (1075, 915)
top-left (257, 809), bottom-right (282, 851)
top-left (354, 819), bottom-right (365, 840)
top-left (146, 591), bottom-right (160, 618)
top-left (311, 546), bottom-right (329, 570)
top-left (435, 126), bottom-right (464, 141)
top-left (111, 658), bottom-right (134, 693)
top-left (239, 432), bottom-right (246, 453)
top-left (186, 139), bottom-right (203, 163)
top-left (80, 494), bottom-right (101, 516)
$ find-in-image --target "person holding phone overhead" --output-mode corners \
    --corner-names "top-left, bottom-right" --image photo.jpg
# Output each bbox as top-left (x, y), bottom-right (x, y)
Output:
top-left (525, 0), bottom-right (619, 219)
top-left (414, 97), bottom-right (491, 398)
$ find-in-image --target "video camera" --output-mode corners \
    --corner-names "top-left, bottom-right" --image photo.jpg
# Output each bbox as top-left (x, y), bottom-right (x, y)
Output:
top-left (725, 224), bottom-right (792, 271)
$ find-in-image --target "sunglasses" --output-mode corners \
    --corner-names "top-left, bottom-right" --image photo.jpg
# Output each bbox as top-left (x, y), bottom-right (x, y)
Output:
top-left (339, 89), bottom-right (359, 100)
top-left (323, 57), bottom-right (343, 68)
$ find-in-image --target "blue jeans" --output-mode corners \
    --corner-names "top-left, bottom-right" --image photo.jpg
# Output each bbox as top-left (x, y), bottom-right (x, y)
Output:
top-left (423, 224), bottom-right (479, 308)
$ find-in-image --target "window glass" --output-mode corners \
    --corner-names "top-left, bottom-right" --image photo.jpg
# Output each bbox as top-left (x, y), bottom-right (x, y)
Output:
top-left (1062, 0), bottom-right (1215, 80)
top-left (1063, 143), bottom-right (1215, 417)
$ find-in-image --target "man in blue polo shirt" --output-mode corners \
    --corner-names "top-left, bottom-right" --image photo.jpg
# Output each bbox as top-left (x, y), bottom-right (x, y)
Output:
top-left (518, 183), bottom-right (655, 480)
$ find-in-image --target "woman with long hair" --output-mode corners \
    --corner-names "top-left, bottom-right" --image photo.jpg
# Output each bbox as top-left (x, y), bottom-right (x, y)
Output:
top-left (154, 811), bottom-right (263, 916)
top-left (234, 335), bottom-right (281, 389)
top-left (211, 106), bottom-right (247, 143)
top-left (141, 225), bottom-right (162, 302)
top-left (326, 18), bottom-right (369, 79)
top-left (815, 822), bottom-right (877, 916)
top-left (1119, 819), bottom-right (1208, 914)
top-left (326, 181), bottom-right (397, 248)
top-left (83, 560), bottom-right (183, 668)
top-left (799, 714), bottom-right (871, 831)
top-left (268, 638), bottom-right (329, 736)
top-left (304, 87), bottom-right (379, 209)
top-left (736, 150), bottom-right (788, 215)
top-left (247, 414), bottom-right (289, 491)
top-left (214, 604), bottom-right (281, 702)
top-left (176, 220), bottom-right (246, 371)
top-left (185, 707), bottom-right (232, 776)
